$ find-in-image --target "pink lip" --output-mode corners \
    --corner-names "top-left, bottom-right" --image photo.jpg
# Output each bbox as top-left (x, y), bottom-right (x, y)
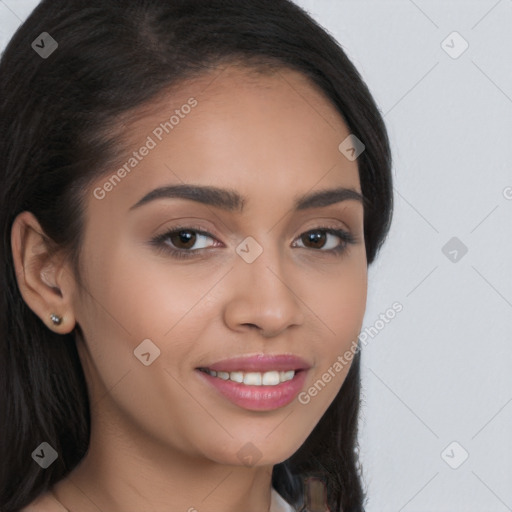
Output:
top-left (196, 368), bottom-right (309, 411)
top-left (199, 354), bottom-right (311, 373)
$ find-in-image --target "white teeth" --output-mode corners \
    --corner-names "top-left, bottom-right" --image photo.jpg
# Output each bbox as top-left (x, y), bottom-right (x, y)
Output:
top-left (204, 368), bottom-right (296, 385)
top-left (229, 371), bottom-right (244, 383)
top-left (262, 371), bottom-right (280, 385)
top-left (243, 372), bottom-right (262, 385)
top-left (281, 370), bottom-right (295, 381)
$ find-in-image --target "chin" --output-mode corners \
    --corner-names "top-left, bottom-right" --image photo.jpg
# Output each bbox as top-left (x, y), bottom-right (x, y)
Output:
top-left (204, 438), bottom-right (301, 468)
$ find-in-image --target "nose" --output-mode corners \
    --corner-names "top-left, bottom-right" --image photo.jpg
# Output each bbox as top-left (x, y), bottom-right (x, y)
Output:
top-left (222, 246), bottom-right (305, 338)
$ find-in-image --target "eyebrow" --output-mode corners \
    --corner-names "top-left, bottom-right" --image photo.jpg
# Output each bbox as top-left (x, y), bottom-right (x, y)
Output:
top-left (129, 184), bottom-right (365, 212)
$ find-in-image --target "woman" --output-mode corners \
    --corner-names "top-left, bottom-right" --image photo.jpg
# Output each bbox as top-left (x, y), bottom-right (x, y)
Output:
top-left (0, 1), bottom-right (393, 511)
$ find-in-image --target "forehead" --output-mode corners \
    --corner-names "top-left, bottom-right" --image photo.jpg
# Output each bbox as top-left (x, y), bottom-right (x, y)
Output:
top-left (91, 64), bottom-right (361, 214)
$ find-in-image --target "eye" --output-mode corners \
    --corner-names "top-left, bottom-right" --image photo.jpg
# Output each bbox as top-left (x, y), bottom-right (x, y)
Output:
top-left (150, 225), bottom-right (219, 259)
top-left (293, 227), bottom-right (356, 253)
top-left (150, 225), bottom-right (357, 260)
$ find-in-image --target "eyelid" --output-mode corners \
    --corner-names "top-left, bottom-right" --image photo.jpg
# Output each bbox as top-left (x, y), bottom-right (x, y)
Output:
top-left (150, 223), bottom-right (223, 248)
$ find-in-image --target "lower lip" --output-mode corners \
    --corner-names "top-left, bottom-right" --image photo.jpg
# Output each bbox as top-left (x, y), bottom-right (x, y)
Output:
top-left (196, 369), bottom-right (308, 411)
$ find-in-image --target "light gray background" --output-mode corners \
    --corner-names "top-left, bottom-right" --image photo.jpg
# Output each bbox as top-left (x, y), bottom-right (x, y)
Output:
top-left (1, 1), bottom-right (511, 511)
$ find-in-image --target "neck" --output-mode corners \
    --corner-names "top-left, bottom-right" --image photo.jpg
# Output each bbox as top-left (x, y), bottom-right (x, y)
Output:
top-left (51, 401), bottom-right (274, 512)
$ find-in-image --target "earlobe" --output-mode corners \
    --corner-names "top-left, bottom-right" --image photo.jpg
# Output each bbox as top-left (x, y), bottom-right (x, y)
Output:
top-left (10, 211), bottom-right (76, 334)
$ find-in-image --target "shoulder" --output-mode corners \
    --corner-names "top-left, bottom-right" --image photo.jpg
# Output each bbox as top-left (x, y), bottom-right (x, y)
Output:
top-left (19, 490), bottom-right (67, 512)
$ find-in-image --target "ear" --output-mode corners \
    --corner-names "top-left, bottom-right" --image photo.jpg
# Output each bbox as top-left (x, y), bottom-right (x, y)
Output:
top-left (11, 211), bottom-right (77, 334)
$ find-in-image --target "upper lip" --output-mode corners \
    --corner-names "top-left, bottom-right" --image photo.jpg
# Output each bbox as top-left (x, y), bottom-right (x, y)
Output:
top-left (198, 354), bottom-right (311, 373)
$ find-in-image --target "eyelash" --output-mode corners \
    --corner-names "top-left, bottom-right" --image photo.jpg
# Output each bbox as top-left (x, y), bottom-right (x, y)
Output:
top-left (149, 224), bottom-right (357, 260)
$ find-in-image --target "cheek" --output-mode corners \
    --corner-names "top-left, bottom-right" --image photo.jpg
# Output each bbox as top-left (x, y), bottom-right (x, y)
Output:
top-left (297, 257), bottom-right (367, 407)
top-left (326, 276), bottom-right (367, 333)
top-left (74, 241), bottom-right (222, 392)
top-left (310, 256), bottom-right (368, 346)
top-left (73, 245), bottom-right (220, 451)
top-left (80, 241), bottom-right (213, 337)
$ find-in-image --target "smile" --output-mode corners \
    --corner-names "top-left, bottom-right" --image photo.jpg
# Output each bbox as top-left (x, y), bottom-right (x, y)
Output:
top-left (198, 368), bottom-right (296, 386)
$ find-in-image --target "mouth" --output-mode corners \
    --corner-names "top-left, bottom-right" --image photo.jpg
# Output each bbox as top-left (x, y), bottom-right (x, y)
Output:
top-left (197, 367), bottom-right (302, 386)
top-left (195, 354), bottom-right (310, 411)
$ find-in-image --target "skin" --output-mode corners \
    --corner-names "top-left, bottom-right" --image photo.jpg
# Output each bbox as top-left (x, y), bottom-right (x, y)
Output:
top-left (12, 65), bottom-right (367, 512)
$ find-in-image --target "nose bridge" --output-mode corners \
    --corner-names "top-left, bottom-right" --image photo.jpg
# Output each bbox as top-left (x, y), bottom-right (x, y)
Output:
top-left (224, 234), bottom-right (304, 335)
top-left (238, 230), bottom-right (292, 291)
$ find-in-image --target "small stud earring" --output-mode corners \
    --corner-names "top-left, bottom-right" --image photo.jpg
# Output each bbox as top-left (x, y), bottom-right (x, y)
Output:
top-left (50, 313), bottom-right (62, 326)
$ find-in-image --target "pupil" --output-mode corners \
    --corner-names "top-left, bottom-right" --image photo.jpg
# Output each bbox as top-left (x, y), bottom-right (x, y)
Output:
top-left (174, 230), bottom-right (195, 248)
top-left (306, 231), bottom-right (325, 248)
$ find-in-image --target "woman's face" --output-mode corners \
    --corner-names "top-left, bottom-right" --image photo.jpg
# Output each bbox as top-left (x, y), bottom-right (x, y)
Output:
top-left (71, 65), bottom-right (367, 467)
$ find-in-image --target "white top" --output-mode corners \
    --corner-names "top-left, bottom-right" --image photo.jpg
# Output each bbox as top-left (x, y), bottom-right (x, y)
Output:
top-left (271, 487), bottom-right (296, 511)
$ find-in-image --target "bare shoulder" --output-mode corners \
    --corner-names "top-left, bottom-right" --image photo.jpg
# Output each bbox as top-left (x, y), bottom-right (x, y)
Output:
top-left (19, 490), bottom-right (67, 512)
